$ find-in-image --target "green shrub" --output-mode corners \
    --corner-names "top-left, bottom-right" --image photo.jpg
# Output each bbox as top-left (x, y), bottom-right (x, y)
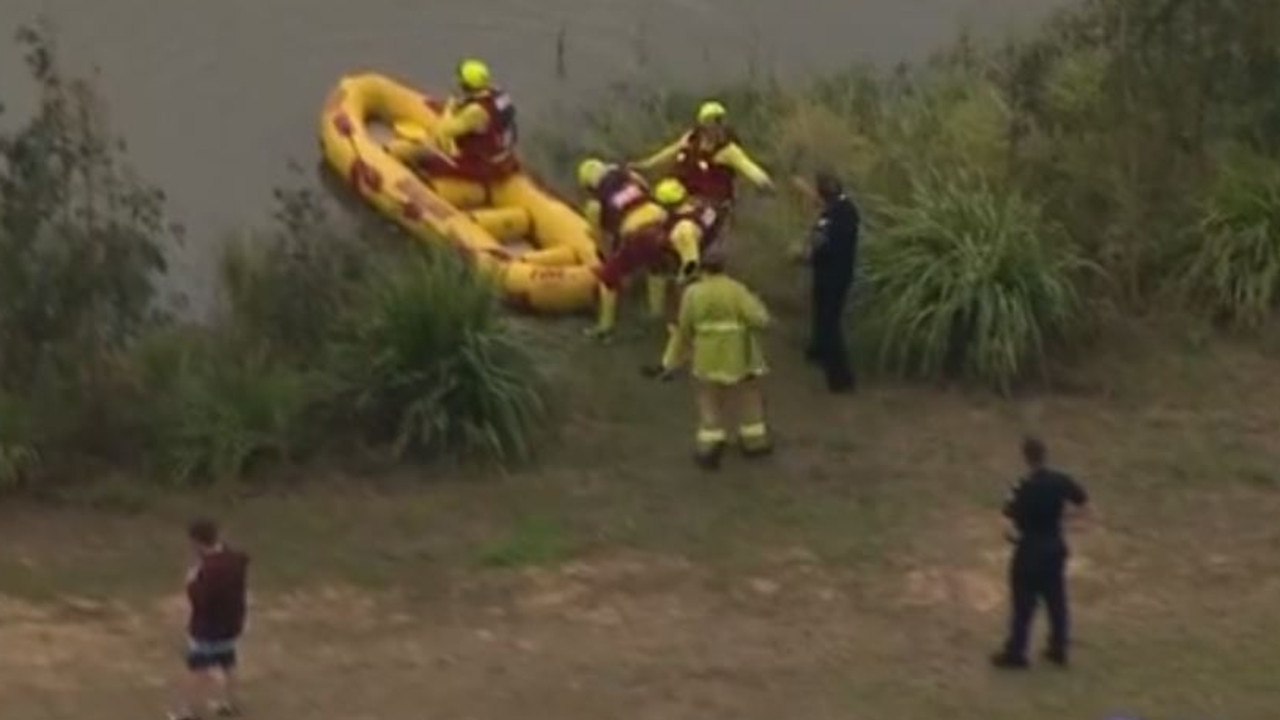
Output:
top-left (771, 101), bottom-right (879, 186)
top-left (134, 331), bottom-right (324, 485)
top-left (216, 174), bottom-right (392, 361)
top-left (871, 69), bottom-right (1015, 199)
top-left (0, 391), bottom-right (39, 489)
top-left (0, 22), bottom-right (176, 388)
top-left (1042, 46), bottom-right (1110, 126)
top-left (860, 170), bottom-right (1095, 391)
top-left (1180, 154), bottom-right (1280, 330)
top-left (336, 249), bottom-right (548, 464)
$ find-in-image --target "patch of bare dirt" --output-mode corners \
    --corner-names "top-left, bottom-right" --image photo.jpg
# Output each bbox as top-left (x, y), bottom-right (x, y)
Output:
top-left (2, 550), bottom-right (874, 719)
top-left (0, 595), bottom-right (159, 693)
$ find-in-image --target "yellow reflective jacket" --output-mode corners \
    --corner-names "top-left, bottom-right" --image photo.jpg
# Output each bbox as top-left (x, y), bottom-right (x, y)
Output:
top-left (674, 273), bottom-right (769, 384)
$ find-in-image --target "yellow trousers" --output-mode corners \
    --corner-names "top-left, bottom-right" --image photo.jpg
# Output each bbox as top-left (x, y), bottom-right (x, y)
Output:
top-left (694, 378), bottom-right (771, 457)
top-left (646, 272), bottom-right (674, 320)
top-left (647, 273), bottom-right (686, 370)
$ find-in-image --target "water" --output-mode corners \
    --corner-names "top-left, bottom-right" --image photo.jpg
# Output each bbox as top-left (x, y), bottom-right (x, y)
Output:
top-left (0, 0), bottom-right (1066, 303)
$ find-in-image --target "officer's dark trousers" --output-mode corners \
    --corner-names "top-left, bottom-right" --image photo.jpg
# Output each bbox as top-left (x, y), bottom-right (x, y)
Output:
top-left (1004, 543), bottom-right (1069, 659)
top-left (808, 278), bottom-right (854, 391)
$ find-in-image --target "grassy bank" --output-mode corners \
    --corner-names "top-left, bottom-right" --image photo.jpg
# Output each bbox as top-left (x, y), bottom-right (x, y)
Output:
top-left (3, 323), bottom-right (1280, 720)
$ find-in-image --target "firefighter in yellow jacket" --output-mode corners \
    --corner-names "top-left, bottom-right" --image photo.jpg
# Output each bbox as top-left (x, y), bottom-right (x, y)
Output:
top-left (666, 247), bottom-right (773, 469)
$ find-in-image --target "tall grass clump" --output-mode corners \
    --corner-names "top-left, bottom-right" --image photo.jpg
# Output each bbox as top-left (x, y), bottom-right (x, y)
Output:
top-left (1179, 154), bottom-right (1280, 330)
top-left (336, 248), bottom-right (548, 464)
top-left (861, 171), bottom-right (1094, 391)
top-left (131, 330), bottom-right (325, 485)
top-left (0, 391), bottom-right (40, 489)
top-left (217, 180), bottom-right (374, 359)
top-left (873, 67), bottom-right (1015, 198)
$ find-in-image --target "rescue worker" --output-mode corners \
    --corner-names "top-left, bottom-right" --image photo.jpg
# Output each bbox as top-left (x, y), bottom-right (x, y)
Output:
top-left (396, 59), bottom-right (520, 182)
top-left (630, 101), bottom-right (775, 212)
top-left (577, 158), bottom-right (696, 339)
top-left (643, 177), bottom-right (727, 376)
top-left (797, 170), bottom-right (858, 393)
top-left (667, 246), bottom-right (772, 469)
top-left (992, 437), bottom-right (1090, 670)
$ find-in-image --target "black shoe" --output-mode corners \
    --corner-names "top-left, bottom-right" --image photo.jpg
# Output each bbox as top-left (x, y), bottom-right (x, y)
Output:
top-left (695, 444), bottom-right (725, 471)
top-left (828, 375), bottom-right (857, 394)
top-left (990, 652), bottom-right (1030, 669)
top-left (641, 364), bottom-right (677, 381)
top-left (1041, 648), bottom-right (1068, 667)
top-left (741, 442), bottom-right (774, 458)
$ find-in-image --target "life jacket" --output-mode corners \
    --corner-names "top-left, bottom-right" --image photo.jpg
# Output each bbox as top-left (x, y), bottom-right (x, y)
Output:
top-left (450, 88), bottom-right (519, 179)
top-left (674, 126), bottom-right (738, 206)
top-left (594, 166), bottom-right (652, 237)
top-left (668, 200), bottom-right (726, 252)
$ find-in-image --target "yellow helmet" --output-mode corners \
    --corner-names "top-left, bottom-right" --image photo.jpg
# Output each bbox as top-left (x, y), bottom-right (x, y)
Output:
top-left (577, 158), bottom-right (608, 188)
top-left (457, 58), bottom-right (491, 91)
top-left (654, 177), bottom-right (688, 206)
top-left (697, 100), bottom-right (727, 125)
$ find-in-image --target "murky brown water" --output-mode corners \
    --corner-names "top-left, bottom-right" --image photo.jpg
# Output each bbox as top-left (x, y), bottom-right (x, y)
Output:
top-left (0, 0), bottom-right (1065, 303)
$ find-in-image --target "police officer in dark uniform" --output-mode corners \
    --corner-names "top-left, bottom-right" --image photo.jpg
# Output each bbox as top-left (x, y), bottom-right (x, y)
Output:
top-left (803, 171), bottom-right (859, 393)
top-left (992, 437), bottom-right (1089, 669)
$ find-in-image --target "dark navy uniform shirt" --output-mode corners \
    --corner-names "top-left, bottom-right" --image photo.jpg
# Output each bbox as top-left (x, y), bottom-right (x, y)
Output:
top-left (1003, 468), bottom-right (1088, 550)
top-left (810, 193), bottom-right (860, 287)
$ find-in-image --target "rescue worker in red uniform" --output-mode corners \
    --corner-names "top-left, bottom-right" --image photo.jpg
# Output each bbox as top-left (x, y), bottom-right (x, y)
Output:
top-left (393, 59), bottom-right (520, 183)
top-left (642, 178), bottom-right (727, 377)
top-left (577, 158), bottom-right (698, 339)
top-left (630, 101), bottom-right (775, 212)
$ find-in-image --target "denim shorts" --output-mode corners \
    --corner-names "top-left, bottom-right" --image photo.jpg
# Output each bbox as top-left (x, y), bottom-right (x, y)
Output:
top-left (185, 637), bottom-right (238, 671)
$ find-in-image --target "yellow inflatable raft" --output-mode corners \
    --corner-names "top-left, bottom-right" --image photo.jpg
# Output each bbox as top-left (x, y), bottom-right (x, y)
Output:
top-left (318, 73), bottom-right (601, 313)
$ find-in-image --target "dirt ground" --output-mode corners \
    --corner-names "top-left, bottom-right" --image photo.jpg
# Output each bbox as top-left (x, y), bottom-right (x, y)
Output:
top-left (3, 323), bottom-right (1280, 720)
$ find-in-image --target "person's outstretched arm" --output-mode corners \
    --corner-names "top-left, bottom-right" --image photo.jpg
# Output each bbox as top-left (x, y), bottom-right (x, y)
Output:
top-left (631, 133), bottom-right (690, 171)
top-left (715, 144), bottom-right (774, 190)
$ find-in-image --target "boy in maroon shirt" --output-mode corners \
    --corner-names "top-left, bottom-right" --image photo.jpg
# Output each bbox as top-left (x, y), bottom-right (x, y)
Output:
top-left (169, 519), bottom-right (249, 720)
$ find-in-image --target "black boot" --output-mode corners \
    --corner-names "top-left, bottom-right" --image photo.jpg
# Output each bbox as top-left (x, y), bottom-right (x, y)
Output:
top-left (990, 651), bottom-right (1030, 670)
top-left (1041, 647), bottom-right (1068, 668)
top-left (695, 443), bottom-right (725, 470)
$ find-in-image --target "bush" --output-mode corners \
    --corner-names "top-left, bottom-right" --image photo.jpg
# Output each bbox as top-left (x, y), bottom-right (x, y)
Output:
top-left (875, 69), bottom-right (1015, 194)
top-left (0, 22), bottom-right (177, 388)
top-left (0, 391), bottom-right (40, 489)
top-left (217, 182), bottom-right (373, 359)
top-left (860, 170), bottom-right (1095, 391)
top-left (1180, 154), bottom-right (1280, 330)
top-left (336, 249), bottom-right (548, 464)
top-left (133, 330), bottom-right (325, 485)
top-left (771, 101), bottom-right (878, 187)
